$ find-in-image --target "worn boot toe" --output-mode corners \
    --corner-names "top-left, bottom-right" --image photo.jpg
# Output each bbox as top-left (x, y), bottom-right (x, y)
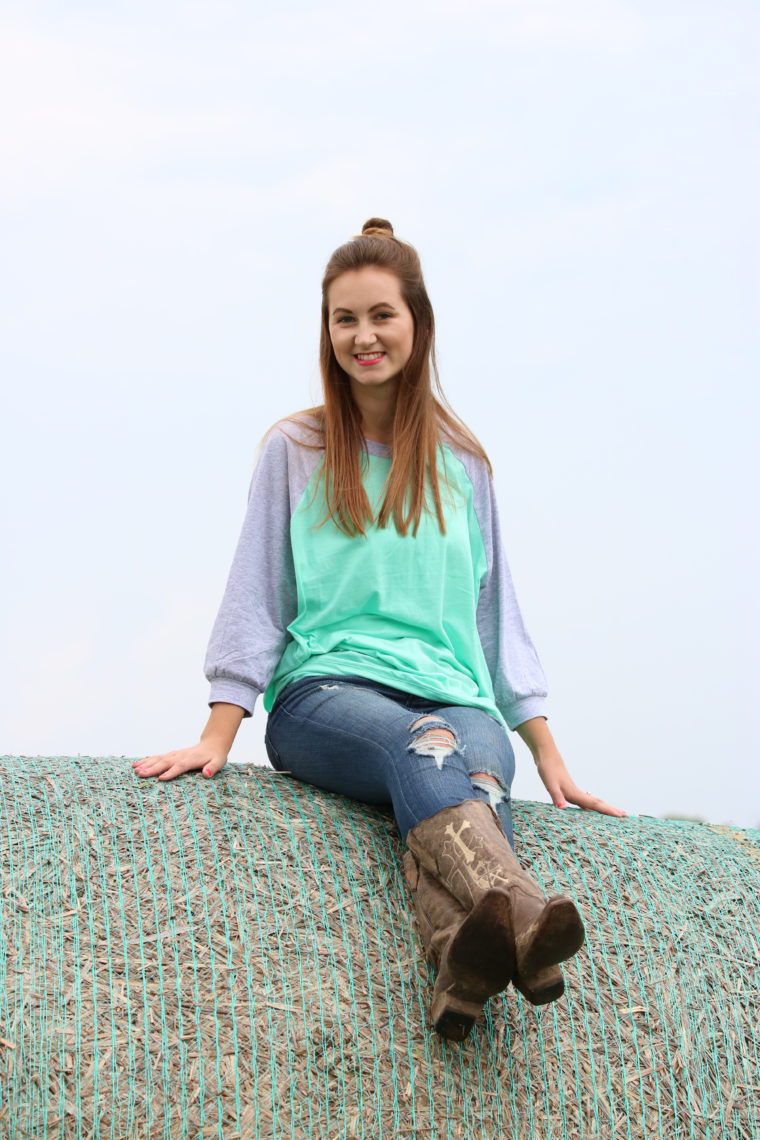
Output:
top-left (512, 962), bottom-right (565, 1005)
top-left (514, 894), bottom-right (584, 981)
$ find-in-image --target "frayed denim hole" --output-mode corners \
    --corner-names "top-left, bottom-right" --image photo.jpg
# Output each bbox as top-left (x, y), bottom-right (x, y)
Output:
top-left (470, 773), bottom-right (510, 814)
top-left (406, 717), bottom-right (463, 771)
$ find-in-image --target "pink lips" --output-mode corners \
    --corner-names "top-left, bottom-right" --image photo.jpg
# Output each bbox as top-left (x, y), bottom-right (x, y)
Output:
top-left (355, 353), bottom-right (386, 366)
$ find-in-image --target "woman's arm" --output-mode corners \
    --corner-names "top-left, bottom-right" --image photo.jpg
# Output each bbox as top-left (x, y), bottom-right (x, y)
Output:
top-left (458, 454), bottom-right (625, 818)
top-left (458, 453), bottom-right (549, 729)
top-left (135, 423), bottom-right (323, 784)
top-left (515, 717), bottom-right (626, 817)
top-left (203, 427), bottom-right (304, 715)
top-left (133, 702), bottom-right (246, 781)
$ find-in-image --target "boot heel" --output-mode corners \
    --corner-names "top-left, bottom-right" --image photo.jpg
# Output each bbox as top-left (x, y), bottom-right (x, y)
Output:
top-left (431, 988), bottom-right (483, 1041)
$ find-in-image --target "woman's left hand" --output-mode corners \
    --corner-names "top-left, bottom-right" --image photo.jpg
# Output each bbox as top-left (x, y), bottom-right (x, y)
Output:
top-left (515, 717), bottom-right (627, 818)
top-left (535, 750), bottom-right (627, 817)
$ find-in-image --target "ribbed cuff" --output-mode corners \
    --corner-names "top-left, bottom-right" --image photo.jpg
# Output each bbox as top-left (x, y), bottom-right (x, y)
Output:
top-left (505, 697), bottom-right (548, 731)
top-left (208, 679), bottom-right (260, 717)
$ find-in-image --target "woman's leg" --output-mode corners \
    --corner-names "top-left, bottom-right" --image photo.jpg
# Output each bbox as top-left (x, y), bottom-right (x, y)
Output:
top-left (265, 675), bottom-right (521, 1040)
top-left (401, 703), bottom-right (516, 847)
top-left (264, 675), bottom-right (516, 840)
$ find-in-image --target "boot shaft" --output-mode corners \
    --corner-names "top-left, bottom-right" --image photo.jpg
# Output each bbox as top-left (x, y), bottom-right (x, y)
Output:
top-left (406, 799), bottom-right (548, 916)
top-left (403, 850), bottom-right (466, 967)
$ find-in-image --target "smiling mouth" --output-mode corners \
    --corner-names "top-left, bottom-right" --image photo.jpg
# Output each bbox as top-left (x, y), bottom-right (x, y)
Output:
top-left (355, 352), bottom-right (386, 364)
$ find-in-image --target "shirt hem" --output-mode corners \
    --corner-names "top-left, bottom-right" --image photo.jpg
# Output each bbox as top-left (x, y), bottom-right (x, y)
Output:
top-left (266, 661), bottom-right (507, 727)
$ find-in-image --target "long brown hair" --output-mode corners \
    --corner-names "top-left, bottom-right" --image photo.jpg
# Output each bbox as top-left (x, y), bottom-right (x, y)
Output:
top-left (285, 217), bottom-right (491, 537)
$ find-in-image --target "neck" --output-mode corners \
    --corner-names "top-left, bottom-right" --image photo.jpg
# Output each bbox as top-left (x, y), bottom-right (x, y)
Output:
top-left (350, 382), bottom-right (397, 446)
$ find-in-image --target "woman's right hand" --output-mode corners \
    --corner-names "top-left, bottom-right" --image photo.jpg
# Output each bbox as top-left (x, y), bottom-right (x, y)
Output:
top-left (132, 741), bottom-right (229, 782)
top-left (134, 703), bottom-right (246, 782)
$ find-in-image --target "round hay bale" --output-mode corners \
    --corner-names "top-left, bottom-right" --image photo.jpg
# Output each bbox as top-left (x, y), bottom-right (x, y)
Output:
top-left (1, 755), bottom-right (758, 1139)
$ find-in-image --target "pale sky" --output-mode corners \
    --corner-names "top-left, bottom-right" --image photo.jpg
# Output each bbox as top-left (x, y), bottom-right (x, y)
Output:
top-left (2, 0), bottom-right (757, 828)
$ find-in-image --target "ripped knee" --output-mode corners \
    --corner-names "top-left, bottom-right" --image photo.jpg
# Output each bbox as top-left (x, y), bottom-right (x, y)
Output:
top-left (471, 771), bottom-right (500, 786)
top-left (470, 770), bottom-right (509, 811)
top-left (408, 716), bottom-right (460, 771)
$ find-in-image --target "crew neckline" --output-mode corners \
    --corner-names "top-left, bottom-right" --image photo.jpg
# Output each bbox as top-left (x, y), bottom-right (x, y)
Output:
top-left (364, 438), bottom-right (392, 458)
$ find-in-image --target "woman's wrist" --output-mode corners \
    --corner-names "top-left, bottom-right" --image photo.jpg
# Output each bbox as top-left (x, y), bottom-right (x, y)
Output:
top-left (201, 702), bottom-right (246, 753)
top-left (514, 716), bottom-right (558, 763)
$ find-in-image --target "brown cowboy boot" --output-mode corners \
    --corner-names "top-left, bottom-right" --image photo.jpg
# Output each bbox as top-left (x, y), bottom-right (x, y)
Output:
top-left (403, 851), bottom-right (516, 1041)
top-left (406, 800), bottom-right (584, 1004)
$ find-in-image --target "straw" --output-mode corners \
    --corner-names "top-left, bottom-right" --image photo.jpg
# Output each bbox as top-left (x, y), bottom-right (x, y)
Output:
top-left (1, 755), bottom-right (758, 1139)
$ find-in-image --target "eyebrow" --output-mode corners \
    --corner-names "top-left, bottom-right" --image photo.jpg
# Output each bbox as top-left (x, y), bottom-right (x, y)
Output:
top-left (331, 302), bottom-right (398, 315)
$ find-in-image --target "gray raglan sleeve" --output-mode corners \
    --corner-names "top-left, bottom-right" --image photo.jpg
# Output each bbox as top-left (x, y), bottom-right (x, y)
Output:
top-left (204, 429), bottom-right (299, 716)
top-left (464, 455), bottom-right (549, 729)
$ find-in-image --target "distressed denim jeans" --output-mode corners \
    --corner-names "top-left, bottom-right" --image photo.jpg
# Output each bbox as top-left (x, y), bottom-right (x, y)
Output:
top-left (264, 674), bottom-right (516, 845)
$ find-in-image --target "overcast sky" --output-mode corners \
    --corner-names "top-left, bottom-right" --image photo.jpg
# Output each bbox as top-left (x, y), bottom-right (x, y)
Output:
top-left (1, 0), bottom-right (757, 828)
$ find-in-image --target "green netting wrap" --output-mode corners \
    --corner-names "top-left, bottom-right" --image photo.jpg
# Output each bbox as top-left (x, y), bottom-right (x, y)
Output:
top-left (1, 756), bottom-right (758, 1139)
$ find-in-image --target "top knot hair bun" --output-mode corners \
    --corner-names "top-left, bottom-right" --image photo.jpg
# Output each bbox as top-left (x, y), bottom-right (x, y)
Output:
top-left (355, 217), bottom-right (395, 240)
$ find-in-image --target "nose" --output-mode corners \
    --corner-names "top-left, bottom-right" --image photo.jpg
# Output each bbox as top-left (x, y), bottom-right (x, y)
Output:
top-left (354, 321), bottom-right (378, 349)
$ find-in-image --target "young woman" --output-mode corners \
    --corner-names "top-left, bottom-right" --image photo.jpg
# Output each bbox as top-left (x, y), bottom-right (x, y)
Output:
top-left (134, 218), bottom-right (625, 1041)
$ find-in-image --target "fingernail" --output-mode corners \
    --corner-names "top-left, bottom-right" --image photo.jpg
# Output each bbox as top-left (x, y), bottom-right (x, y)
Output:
top-left (203, 767), bottom-right (212, 776)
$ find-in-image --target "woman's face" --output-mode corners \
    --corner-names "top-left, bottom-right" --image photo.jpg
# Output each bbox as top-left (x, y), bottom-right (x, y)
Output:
top-left (327, 267), bottom-right (415, 396)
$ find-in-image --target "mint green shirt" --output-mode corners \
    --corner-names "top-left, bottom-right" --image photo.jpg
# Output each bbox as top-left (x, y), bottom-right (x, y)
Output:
top-left (205, 420), bottom-right (547, 730)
